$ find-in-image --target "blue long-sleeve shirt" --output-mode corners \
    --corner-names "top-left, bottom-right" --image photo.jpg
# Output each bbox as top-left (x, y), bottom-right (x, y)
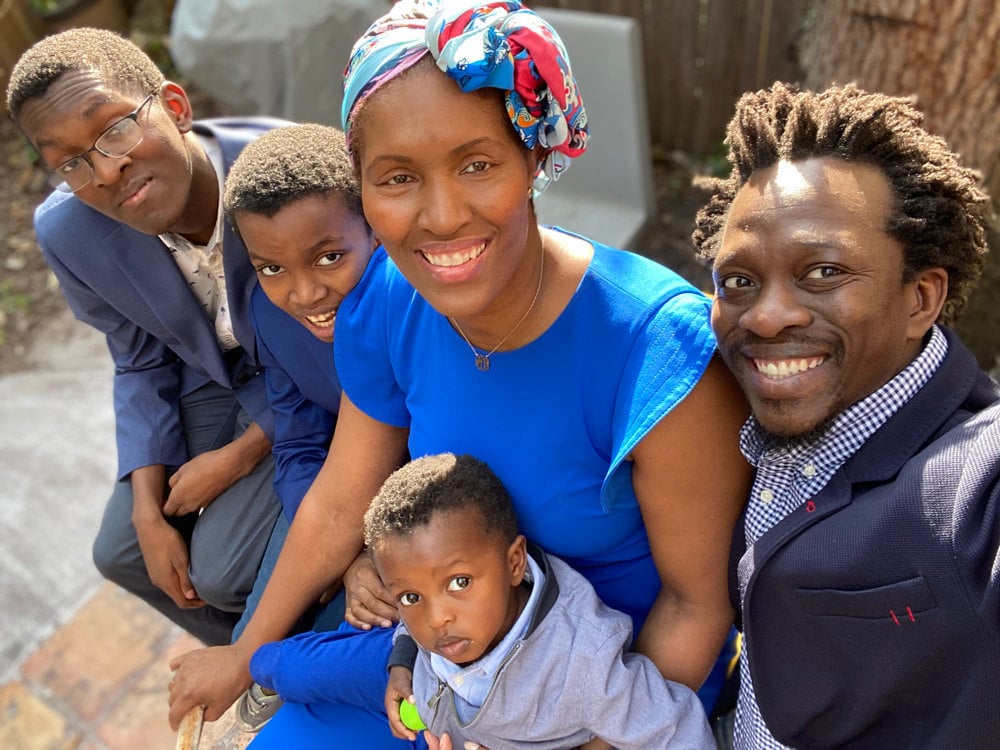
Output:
top-left (249, 283), bottom-right (342, 519)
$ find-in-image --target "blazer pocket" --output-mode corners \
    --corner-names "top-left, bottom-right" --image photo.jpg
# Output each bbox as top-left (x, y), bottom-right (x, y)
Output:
top-left (797, 576), bottom-right (937, 620)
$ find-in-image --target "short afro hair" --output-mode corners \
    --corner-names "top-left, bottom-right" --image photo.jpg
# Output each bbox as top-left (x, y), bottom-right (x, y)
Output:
top-left (7, 28), bottom-right (163, 121)
top-left (693, 82), bottom-right (990, 325)
top-left (224, 123), bottom-right (363, 224)
top-left (363, 453), bottom-right (519, 550)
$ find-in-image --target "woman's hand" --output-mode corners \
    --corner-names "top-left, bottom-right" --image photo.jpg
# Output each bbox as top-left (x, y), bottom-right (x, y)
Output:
top-left (167, 645), bottom-right (252, 730)
top-left (384, 665), bottom-right (416, 740)
top-left (343, 551), bottom-right (398, 629)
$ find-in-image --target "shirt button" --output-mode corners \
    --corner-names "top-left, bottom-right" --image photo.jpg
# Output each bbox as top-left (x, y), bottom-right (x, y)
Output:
top-left (802, 463), bottom-right (817, 478)
top-left (759, 489), bottom-right (774, 504)
top-left (454, 676), bottom-right (464, 686)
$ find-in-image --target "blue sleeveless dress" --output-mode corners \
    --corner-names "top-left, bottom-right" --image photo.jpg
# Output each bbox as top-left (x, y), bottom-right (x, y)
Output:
top-left (252, 231), bottom-right (728, 748)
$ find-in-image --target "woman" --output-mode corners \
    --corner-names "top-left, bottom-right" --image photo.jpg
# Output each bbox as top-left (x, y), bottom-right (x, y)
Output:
top-left (169, 2), bottom-right (750, 745)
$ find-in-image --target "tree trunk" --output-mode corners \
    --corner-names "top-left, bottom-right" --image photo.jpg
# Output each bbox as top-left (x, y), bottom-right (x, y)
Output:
top-left (800, 0), bottom-right (1000, 371)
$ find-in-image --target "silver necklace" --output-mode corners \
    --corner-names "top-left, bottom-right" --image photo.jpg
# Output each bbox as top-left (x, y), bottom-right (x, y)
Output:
top-left (450, 244), bottom-right (545, 372)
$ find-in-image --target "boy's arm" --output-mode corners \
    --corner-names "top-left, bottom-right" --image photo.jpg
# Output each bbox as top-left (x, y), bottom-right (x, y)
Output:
top-left (162, 421), bottom-right (272, 516)
top-left (130, 463), bottom-right (207, 609)
top-left (250, 292), bottom-right (336, 519)
top-left (261, 354), bottom-right (336, 519)
top-left (37, 231), bottom-right (191, 478)
top-left (385, 627), bottom-right (419, 741)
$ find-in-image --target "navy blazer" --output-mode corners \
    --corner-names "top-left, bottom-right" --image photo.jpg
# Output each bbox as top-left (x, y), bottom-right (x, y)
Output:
top-left (735, 328), bottom-right (1000, 748)
top-left (35, 117), bottom-right (292, 479)
top-left (250, 283), bottom-right (344, 520)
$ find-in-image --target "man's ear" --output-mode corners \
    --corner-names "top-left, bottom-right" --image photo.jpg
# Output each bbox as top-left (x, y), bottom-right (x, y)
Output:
top-left (508, 534), bottom-right (528, 587)
top-left (906, 266), bottom-right (948, 339)
top-left (160, 81), bottom-right (194, 133)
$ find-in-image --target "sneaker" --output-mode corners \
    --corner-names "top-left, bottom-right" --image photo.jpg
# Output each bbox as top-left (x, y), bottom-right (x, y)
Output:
top-left (235, 683), bottom-right (283, 733)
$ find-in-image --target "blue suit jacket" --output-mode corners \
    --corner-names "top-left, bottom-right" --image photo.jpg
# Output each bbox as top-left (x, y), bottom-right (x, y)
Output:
top-left (35, 117), bottom-right (292, 479)
top-left (734, 328), bottom-right (1000, 748)
top-left (250, 283), bottom-right (343, 520)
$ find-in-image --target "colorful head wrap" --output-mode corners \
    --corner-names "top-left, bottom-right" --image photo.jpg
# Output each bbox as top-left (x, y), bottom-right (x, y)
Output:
top-left (342, 0), bottom-right (589, 196)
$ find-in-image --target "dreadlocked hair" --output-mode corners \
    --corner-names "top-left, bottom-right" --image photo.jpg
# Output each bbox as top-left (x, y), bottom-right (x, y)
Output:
top-left (693, 81), bottom-right (990, 324)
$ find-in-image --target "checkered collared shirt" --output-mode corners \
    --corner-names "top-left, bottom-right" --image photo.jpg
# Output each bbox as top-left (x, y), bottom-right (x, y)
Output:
top-left (733, 325), bottom-right (948, 750)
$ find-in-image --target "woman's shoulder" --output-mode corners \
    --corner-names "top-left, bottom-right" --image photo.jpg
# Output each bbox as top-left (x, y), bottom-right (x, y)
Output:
top-left (335, 247), bottom-right (423, 362)
top-left (346, 247), bottom-right (417, 307)
top-left (556, 236), bottom-right (710, 333)
top-left (586, 240), bottom-right (703, 304)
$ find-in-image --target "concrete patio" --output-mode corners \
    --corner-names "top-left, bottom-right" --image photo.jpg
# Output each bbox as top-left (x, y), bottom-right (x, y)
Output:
top-left (1, 312), bottom-right (249, 749)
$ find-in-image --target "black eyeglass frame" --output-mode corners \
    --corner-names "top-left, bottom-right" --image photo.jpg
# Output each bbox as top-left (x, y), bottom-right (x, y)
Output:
top-left (50, 93), bottom-right (157, 193)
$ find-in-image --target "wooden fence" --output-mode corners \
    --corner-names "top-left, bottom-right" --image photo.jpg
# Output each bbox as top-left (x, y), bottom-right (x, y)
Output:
top-left (540, 0), bottom-right (811, 158)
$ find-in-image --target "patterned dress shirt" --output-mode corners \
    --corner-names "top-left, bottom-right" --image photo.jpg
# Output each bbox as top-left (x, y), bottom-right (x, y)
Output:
top-left (158, 134), bottom-right (239, 351)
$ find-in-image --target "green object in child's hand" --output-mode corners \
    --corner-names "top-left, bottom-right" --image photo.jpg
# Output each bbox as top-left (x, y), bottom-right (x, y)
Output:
top-left (399, 699), bottom-right (427, 731)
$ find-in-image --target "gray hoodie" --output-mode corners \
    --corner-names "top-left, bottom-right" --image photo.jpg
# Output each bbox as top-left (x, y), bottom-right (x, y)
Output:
top-left (391, 544), bottom-right (715, 750)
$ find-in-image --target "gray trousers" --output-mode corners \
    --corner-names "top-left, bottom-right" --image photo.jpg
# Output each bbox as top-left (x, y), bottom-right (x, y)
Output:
top-left (92, 381), bottom-right (280, 646)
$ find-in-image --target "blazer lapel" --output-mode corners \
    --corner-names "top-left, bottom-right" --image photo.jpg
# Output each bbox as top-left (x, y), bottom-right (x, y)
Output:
top-left (740, 329), bottom-right (983, 594)
top-left (221, 216), bottom-right (258, 361)
top-left (843, 328), bottom-right (981, 485)
top-left (216, 128), bottom-right (259, 363)
top-left (108, 224), bottom-right (230, 383)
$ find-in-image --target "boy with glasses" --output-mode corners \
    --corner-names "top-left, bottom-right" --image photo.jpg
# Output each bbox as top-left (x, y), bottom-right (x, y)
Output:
top-left (44, 92), bottom-right (155, 193)
top-left (7, 28), bottom-right (287, 649)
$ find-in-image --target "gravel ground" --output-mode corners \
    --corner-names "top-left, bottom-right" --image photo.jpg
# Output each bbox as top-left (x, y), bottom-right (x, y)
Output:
top-left (0, 117), bottom-right (67, 374)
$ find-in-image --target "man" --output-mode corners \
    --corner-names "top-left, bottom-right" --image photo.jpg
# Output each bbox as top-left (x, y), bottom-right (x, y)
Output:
top-left (7, 29), bottom-right (287, 648)
top-left (694, 81), bottom-right (1000, 748)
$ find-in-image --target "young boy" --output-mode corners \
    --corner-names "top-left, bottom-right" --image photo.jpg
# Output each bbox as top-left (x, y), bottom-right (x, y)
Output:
top-left (366, 453), bottom-right (715, 750)
top-left (199, 123), bottom-right (380, 731)
top-left (224, 123), bottom-right (378, 523)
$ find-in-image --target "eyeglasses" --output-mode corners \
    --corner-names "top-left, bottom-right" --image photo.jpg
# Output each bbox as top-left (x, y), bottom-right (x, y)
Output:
top-left (50, 94), bottom-right (156, 193)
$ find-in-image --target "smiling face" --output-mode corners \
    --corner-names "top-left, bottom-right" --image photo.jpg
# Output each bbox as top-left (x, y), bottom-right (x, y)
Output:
top-left (354, 62), bottom-right (540, 325)
top-left (236, 193), bottom-right (375, 343)
top-left (17, 71), bottom-right (210, 238)
top-left (711, 157), bottom-right (942, 438)
top-left (372, 507), bottom-right (528, 667)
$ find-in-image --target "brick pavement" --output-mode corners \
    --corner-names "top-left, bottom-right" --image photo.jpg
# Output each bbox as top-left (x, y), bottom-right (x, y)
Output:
top-left (2, 315), bottom-right (250, 748)
top-left (2, 583), bottom-right (251, 750)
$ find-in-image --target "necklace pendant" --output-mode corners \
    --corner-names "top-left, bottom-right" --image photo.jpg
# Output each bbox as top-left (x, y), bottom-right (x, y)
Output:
top-left (474, 353), bottom-right (491, 371)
